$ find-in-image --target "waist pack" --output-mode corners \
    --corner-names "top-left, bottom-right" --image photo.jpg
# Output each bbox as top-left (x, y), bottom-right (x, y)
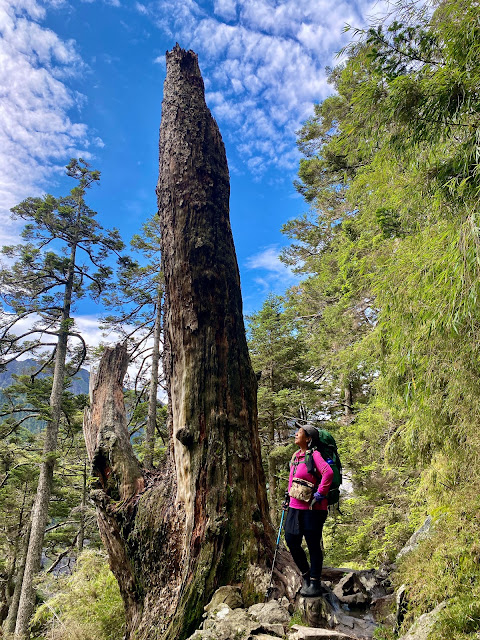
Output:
top-left (289, 478), bottom-right (315, 502)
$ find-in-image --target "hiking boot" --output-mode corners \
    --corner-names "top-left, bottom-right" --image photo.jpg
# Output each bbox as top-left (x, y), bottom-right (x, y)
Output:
top-left (299, 571), bottom-right (310, 595)
top-left (301, 577), bottom-right (323, 597)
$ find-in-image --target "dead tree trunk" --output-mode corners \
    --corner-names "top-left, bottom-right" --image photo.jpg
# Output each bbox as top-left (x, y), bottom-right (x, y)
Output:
top-left (83, 45), bottom-right (296, 640)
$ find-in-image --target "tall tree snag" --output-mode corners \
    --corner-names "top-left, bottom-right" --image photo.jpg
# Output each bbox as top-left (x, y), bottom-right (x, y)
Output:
top-left (84, 45), bottom-right (279, 640)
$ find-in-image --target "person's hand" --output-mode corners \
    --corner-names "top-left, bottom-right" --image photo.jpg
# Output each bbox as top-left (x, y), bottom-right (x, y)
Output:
top-left (282, 492), bottom-right (290, 510)
top-left (314, 491), bottom-right (326, 502)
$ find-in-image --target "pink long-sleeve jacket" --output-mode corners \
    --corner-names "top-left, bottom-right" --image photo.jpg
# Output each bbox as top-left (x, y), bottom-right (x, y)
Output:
top-left (288, 449), bottom-right (334, 511)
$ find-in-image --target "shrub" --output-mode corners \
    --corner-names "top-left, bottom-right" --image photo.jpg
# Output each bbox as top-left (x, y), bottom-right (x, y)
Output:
top-left (31, 550), bottom-right (125, 640)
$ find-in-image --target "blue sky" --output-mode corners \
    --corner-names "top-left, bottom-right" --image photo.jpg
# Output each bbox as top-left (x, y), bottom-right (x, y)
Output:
top-left (0, 0), bottom-right (387, 346)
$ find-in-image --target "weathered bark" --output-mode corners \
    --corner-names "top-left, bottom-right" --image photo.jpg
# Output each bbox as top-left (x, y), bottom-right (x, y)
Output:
top-left (83, 45), bottom-right (290, 640)
top-left (83, 343), bottom-right (145, 636)
top-left (157, 45), bottom-right (274, 633)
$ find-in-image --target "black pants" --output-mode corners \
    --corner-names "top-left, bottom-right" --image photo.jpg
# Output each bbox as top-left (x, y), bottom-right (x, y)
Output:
top-left (284, 508), bottom-right (327, 580)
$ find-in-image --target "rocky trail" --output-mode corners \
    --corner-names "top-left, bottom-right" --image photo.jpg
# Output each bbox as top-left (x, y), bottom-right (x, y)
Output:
top-left (186, 518), bottom-right (442, 640)
top-left (186, 565), bottom-right (395, 640)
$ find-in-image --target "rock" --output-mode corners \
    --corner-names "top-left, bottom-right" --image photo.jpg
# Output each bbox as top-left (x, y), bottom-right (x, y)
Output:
top-left (297, 594), bottom-right (336, 628)
top-left (188, 595), bottom-right (291, 640)
top-left (322, 567), bottom-right (393, 603)
top-left (397, 517), bottom-right (432, 560)
top-left (254, 622), bottom-right (285, 636)
top-left (190, 599), bottom-right (292, 640)
top-left (357, 572), bottom-right (377, 593)
top-left (333, 573), bottom-right (370, 605)
top-left (321, 568), bottom-right (354, 581)
top-left (280, 595), bottom-right (295, 614)
top-left (204, 585), bottom-right (244, 612)
top-left (200, 606), bottom-right (257, 638)
top-left (370, 593), bottom-right (395, 623)
top-left (248, 601), bottom-right (291, 625)
top-left (395, 584), bottom-right (408, 631)
top-left (337, 593), bottom-right (369, 606)
top-left (398, 601), bottom-right (446, 640)
top-left (289, 625), bottom-right (356, 639)
top-left (332, 612), bottom-right (377, 639)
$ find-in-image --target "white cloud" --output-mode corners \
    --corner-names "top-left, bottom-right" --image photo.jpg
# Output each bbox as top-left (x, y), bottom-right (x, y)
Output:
top-left (0, 0), bottom-right (97, 238)
top-left (153, 53), bottom-right (166, 66)
top-left (247, 246), bottom-right (288, 273)
top-left (135, 1), bottom-right (148, 14)
top-left (213, 0), bottom-right (237, 21)
top-left (246, 245), bottom-right (299, 292)
top-left (80, 0), bottom-right (121, 5)
top-left (142, 0), bottom-right (387, 177)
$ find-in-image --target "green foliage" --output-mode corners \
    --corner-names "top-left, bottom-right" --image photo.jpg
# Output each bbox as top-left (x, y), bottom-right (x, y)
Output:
top-left (288, 610), bottom-right (306, 628)
top-left (281, 2), bottom-right (480, 626)
top-left (247, 295), bottom-right (316, 513)
top-left (31, 550), bottom-right (125, 640)
top-left (0, 369), bottom-right (99, 605)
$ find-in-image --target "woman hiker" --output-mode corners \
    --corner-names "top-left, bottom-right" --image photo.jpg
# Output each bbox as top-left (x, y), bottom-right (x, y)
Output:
top-left (285, 424), bottom-right (334, 597)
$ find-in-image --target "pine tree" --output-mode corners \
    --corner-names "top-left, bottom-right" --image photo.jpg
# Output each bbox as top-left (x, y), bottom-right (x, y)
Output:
top-left (0, 159), bottom-right (124, 638)
top-left (247, 294), bottom-right (315, 517)
top-left (0, 371), bottom-right (99, 633)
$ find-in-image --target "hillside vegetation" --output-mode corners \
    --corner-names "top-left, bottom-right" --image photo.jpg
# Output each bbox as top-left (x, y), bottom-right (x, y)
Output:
top-left (249, 1), bottom-right (480, 637)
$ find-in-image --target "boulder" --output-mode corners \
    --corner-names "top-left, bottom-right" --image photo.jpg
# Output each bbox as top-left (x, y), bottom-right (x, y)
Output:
top-left (204, 585), bottom-right (244, 612)
top-left (321, 568), bottom-right (353, 581)
top-left (187, 593), bottom-right (292, 640)
top-left (337, 593), bottom-right (369, 606)
top-left (370, 593), bottom-right (395, 624)
top-left (397, 517), bottom-right (432, 560)
top-left (289, 625), bottom-right (356, 639)
top-left (333, 573), bottom-right (370, 605)
top-left (196, 605), bottom-right (260, 639)
top-left (322, 567), bottom-right (392, 603)
top-left (398, 601), bottom-right (446, 640)
top-left (248, 600), bottom-right (291, 625)
top-left (297, 594), bottom-right (336, 628)
top-left (331, 612), bottom-right (377, 639)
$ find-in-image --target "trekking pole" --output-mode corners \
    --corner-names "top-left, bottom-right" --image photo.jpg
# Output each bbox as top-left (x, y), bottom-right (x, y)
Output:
top-left (265, 492), bottom-right (289, 601)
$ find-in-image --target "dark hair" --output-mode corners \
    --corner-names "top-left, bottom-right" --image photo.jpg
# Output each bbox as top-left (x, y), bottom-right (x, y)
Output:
top-left (303, 425), bottom-right (320, 449)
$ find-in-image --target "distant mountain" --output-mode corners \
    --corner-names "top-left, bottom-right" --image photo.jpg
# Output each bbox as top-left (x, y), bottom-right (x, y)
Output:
top-left (0, 359), bottom-right (90, 395)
